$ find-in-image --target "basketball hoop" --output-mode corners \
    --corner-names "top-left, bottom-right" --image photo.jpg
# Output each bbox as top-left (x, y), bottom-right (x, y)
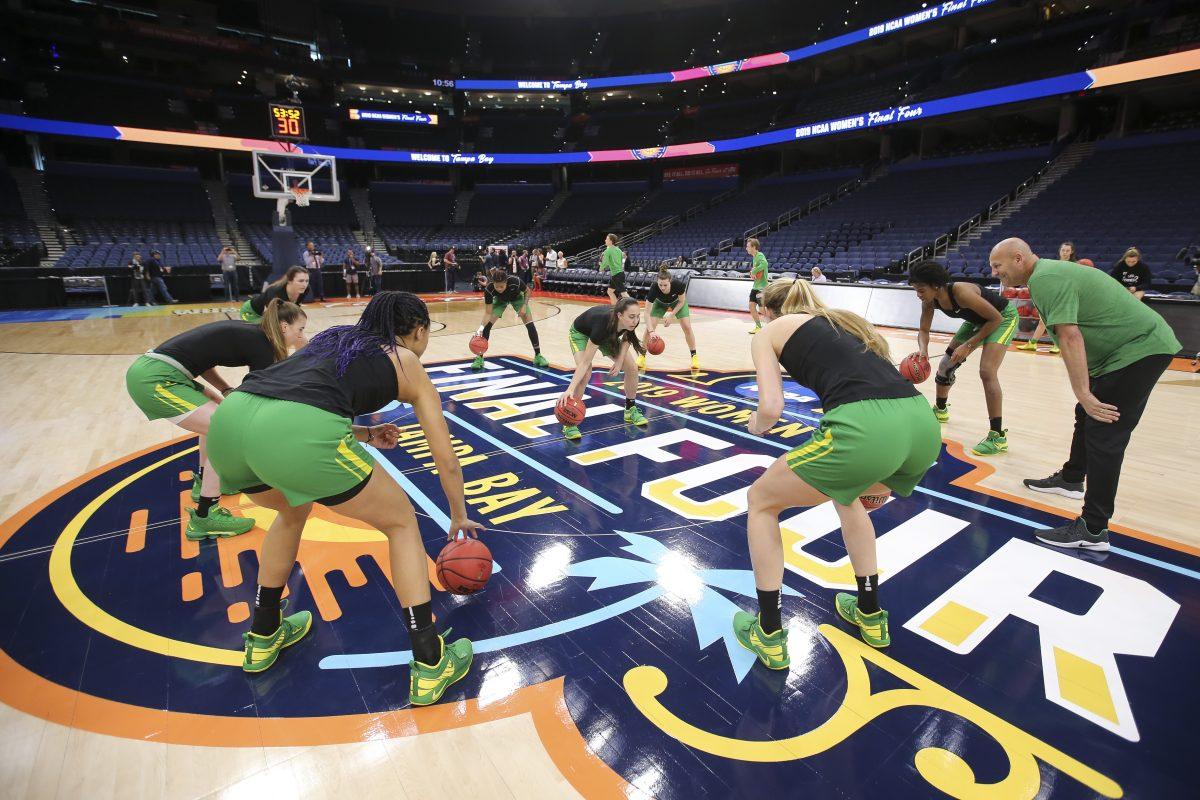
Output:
top-left (290, 186), bottom-right (312, 207)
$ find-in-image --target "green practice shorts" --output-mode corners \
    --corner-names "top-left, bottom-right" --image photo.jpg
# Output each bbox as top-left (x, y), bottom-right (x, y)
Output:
top-left (126, 356), bottom-right (208, 420)
top-left (650, 300), bottom-right (690, 319)
top-left (951, 301), bottom-right (1019, 347)
top-left (491, 297), bottom-right (530, 317)
top-left (239, 298), bottom-right (261, 323)
top-left (785, 395), bottom-right (941, 506)
top-left (207, 392), bottom-right (375, 507)
top-left (568, 326), bottom-right (617, 358)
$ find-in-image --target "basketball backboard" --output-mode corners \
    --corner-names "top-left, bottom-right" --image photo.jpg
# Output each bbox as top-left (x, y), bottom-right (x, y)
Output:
top-left (252, 151), bottom-right (339, 202)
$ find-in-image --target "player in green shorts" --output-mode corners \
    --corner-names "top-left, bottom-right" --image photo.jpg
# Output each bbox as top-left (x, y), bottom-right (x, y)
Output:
top-left (125, 300), bottom-right (307, 540)
top-left (638, 266), bottom-right (698, 371)
top-left (470, 269), bottom-right (549, 371)
top-left (562, 298), bottom-right (648, 440)
top-left (239, 267), bottom-right (308, 323)
top-left (735, 278), bottom-right (940, 659)
top-left (206, 291), bottom-right (485, 706)
top-left (599, 232), bottom-right (627, 303)
top-left (747, 237), bottom-right (769, 333)
top-left (909, 260), bottom-right (1018, 457)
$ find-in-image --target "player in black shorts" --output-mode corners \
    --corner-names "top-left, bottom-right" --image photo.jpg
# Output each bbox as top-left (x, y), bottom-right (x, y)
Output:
top-left (240, 267), bottom-right (308, 323)
top-left (599, 233), bottom-right (627, 303)
top-left (563, 298), bottom-right (647, 440)
top-left (125, 300), bottom-right (307, 541)
top-left (471, 270), bottom-right (549, 371)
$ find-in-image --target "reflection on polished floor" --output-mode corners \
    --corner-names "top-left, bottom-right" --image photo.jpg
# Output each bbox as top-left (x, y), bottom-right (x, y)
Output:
top-left (0, 293), bottom-right (1196, 799)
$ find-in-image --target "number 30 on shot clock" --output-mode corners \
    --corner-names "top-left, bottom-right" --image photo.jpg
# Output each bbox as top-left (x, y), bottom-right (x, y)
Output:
top-left (269, 103), bottom-right (306, 141)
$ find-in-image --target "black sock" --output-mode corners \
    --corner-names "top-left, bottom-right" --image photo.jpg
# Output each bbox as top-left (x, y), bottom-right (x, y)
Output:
top-left (855, 574), bottom-right (880, 615)
top-left (525, 321), bottom-right (540, 352)
top-left (756, 588), bottom-right (782, 634)
top-left (625, 397), bottom-right (636, 409)
top-left (402, 601), bottom-right (441, 665)
top-left (690, 349), bottom-right (697, 357)
top-left (936, 397), bottom-right (948, 410)
top-left (196, 496), bottom-right (218, 518)
top-left (990, 417), bottom-right (1003, 433)
top-left (251, 585), bottom-right (284, 635)
top-left (481, 321), bottom-right (494, 340)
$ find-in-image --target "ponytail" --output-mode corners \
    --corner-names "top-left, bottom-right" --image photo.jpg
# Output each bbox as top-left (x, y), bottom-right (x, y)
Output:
top-left (760, 279), bottom-right (890, 360)
top-left (260, 299), bottom-right (306, 361)
top-left (606, 297), bottom-right (645, 356)
top-left (656, 266), bottom-right (672, 283)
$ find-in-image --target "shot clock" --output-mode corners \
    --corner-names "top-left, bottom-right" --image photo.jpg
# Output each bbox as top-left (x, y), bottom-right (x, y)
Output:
top-left (268, 103), bottom-right (306, 141)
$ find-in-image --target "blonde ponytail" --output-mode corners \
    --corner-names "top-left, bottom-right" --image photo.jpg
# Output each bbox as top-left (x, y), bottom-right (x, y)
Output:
top-left (760, 278), bottom-right (890, 360)
top-left (260, 299), bottom-right (306, 361)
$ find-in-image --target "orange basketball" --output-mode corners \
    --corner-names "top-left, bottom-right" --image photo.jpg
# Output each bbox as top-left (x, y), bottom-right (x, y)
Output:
top-left (555, 395), bottom-right (586, 426)
top-left (436, 537), bottom-right (493, 595)
top-left (859, 492), bottom-right (891, 510)
top-left (1078, 258), bottom-right (1095, 267)
top-left (646, 333), bottom-right (665, 355)
top-left (899, 352), bottom-right (930, 384)
top-left (469, 335), bottom-right (488, 356)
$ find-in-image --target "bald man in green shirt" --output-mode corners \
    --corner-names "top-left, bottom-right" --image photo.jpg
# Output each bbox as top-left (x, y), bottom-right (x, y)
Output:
top-left (990, 237), bottom-right (1179, 551)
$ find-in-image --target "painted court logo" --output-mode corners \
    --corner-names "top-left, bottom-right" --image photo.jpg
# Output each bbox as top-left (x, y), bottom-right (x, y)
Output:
top-left (0, 359), bottom-right (1195, 798)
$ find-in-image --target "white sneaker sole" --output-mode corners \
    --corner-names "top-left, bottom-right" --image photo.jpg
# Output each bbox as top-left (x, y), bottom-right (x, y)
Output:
top-left (1035, 534), bottom-right (1110, 552)
top-left (1024, 484), bottom-right (1084, 500)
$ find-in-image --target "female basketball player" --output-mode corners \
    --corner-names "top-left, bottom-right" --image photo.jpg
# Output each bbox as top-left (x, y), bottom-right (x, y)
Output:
top-left (239, 266), bottom-right (309, 323)
top-left (909, 260), bottom-right (1018, 457)
top-left (747, 237), bottom-right (769, 333)
top-left (561, 297), bottom-right (647, 440)
top-left (736, 279), bottom-right (940, 662)
top-left (206, 292), bottom-right (485, 707)
top-left (1018, 241), bottom-right (1077, 353)
top-left (125, 300), bottom-right (307, 540)
top-left (470, 269), bottom-right (549, 371)
top-left (599, 233), bottom-right (627, 303)
top-left (637, 266), bottom-right (698, 371)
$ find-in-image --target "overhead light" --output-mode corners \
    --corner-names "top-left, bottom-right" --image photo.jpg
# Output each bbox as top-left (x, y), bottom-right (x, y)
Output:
top-left (517, 94), bottom-right (524, 98)
top-left (359, 85), bottom-right (366, 90)
top-left (487, 93), bottom-right (495, 98)
top-left (424, 91), bottom-right (432, 96)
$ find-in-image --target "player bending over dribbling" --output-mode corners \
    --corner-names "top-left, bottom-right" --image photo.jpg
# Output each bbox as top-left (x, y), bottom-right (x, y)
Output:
top-left (206, 292), bottom-right (485, 706)
top-left (638, 266), bottom-right (699, 371)
top-left (125, 300), bottom-right (307, 540)
top-left (736, 279), bottom-right (941, 664)
top-left (560, 298), bottom-right (648, 441)
top-left (470, 269), bottom-right (549, 371)
top-left (239, 266), bottom-right (308, 323)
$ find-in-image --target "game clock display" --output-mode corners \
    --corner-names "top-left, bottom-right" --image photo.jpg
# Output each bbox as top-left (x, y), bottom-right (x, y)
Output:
top-left (268, 103), bottom-right (306, 141)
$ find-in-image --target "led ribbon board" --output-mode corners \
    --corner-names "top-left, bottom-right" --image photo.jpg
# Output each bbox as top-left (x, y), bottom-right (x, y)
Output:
top-left (1, 50), bottom-right (1197, 166)
top-left (348, 109), bottom-right (439, 125)
top-left (453, 0), bottom-right (997, 91)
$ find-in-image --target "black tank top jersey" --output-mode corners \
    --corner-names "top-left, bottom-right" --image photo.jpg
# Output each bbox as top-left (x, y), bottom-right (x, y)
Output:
top-left (236, 348), bottom-right (399, 419)
top-left (937, 282), bottom-right (1007, 326)
top-left (153, 320), bottom-right (275, 376)
top-left (648, 278), bottom-right (686, 307)
top-left (573, 305), bottom-right (615, 347)
top-left (250, 283), bottom-right (302, 317)
top-left (779, 317), bottom-right (918, 412)
top-left (491, 276), bottom-right (526, 304)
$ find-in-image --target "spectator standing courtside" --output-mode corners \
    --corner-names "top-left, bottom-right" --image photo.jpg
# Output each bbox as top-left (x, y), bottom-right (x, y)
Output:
top-left (1111, 247), bottom-right (1152, 300)
top-left (146, 249), bottom-right (178, 304)
top-left (302, 241), bottom-right (326, 301)
top-left (444, 246), bottom-right (458, 293)
top-left (342, 248), bottom-right (362, 298)
top-left (990, 237), bottom-right (1179, 550)
top-left (545, 246), bottom-right (558, 272)
top-left (218, 246), bottom-right (239, 302)
top-left (127, 251), bottom-right (153, 306)
top-left (366, 247), bottom-right (383, 295)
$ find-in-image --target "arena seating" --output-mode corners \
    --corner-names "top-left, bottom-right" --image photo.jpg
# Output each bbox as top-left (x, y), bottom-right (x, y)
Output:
top-left (370, 182), bottom-right (456, 227)
top-left (0, 169), bottom-right (40, 251)
top-left (546, 181), bottom-right (647, 227)
top-left (953, 130), bottom-right (1200, 292)
top-left (466, 183), bottom-right (555, 228)
top-left (626, 177), bottom-right (738, 227)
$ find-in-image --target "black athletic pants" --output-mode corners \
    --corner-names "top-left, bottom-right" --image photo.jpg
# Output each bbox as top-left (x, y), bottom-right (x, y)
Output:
top-left (1060, 353), bottom-right (1172, 532)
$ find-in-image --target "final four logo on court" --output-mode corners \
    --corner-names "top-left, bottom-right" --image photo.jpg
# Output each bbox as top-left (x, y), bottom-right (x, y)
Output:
top-left (0, 358), bottom-right (1194, 799)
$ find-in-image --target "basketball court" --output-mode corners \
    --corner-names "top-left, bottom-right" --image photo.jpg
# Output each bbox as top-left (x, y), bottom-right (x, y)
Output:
top-left (0, 294), bottom-right (1197, 799)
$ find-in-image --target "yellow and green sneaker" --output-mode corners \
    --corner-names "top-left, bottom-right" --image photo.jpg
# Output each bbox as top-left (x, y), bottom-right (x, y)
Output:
top-left (189, 473), bottom-right (202, 503)
top-left (186, 506), bottom-right (255, 541)
top-left (533, 353), bottom-right (549, 368)
top-left (562, 425), bottom-right (581, 441)
top-left (732, 611), bottom-right (790, 670)
top-left (470, 355), bottom-right (485, 372)
top-left (932, 403), bottom-right (950, 424)
top-left (834, 593), bottom-right (890, 648)
top-left (624, 405), bottom-right (648, 426)
top-left (410, 631), bottom-right (473, 707)
top-left (242, 602), bottom-right (313, 673)
top-left (971, 429), bottom-right (1008, 457)
top-left (1017, 340), bottom-right (1038, 352)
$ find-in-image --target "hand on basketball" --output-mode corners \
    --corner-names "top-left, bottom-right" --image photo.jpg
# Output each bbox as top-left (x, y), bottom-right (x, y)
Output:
top-left (1080, 393), bottom-right (1120, 424)
top-left (448, 517), bottom-right (486, 541)
top-left (367, 423), bottom-right (403, 449)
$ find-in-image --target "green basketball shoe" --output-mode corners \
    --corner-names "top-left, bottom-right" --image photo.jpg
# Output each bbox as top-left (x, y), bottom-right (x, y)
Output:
top-left (186, 506), bottom-right (255, 541)
top-left (562, 425), bottom-right (581, 441)
top-left (732, 611), bottom-right (790, 670)
top-left (932, 404), bottom-right (950, 424)
top-left (834, 593), bottom-right (891, 648)
top-left (624, 405), bottom-right (648, 426)
top-left (972, 429), bottom-right (1008, 456)
top-left (533, 353), bottom-right (549, 368)
top-left (242, 602), bottom-right (313, 673)
top-left (410, 631), bottom-right (473, 706)
top-left (470, 355), bottom-right (485, 372)
top-left (189, 473), bottom-right (202, 503)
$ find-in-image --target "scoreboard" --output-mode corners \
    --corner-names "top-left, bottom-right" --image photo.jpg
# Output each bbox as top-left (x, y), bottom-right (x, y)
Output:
top-left (268, 103), bottom-right (306, 141)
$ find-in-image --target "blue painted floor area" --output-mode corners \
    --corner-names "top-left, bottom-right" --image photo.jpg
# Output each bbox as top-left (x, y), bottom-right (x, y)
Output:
top-left (0, 357), bottom-right (1194, 799)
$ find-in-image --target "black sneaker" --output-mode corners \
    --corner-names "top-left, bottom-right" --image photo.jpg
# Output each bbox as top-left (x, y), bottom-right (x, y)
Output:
top-left (1023, 470), bottom-right (1084, 500)
top-left (1035, 517), bottom-right (1110, 551)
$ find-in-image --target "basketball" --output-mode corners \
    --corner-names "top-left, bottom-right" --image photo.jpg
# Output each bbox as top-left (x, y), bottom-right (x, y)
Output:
top-left (899, 352), bottom-right (930, 383)
top-left (469, 335), bottom-right (488, 355)
top-left (1079, 258), bottom-right (1095, 267)
top-left (859, 492), bottom-right (891, 510)
top-left (646, 333), bottom-right (665, 355)
top-left (555, 395), bottom-right (586, 425)
top-left (436, 537), bottom-right (493, 595)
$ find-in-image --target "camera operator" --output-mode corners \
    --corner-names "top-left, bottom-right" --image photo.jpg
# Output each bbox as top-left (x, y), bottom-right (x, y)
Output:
top-left (302, 241), bottom-right (326, 302)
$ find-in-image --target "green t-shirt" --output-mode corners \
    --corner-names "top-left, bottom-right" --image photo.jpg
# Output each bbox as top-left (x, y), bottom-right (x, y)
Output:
top-left (601, 245), bottom-right (624, 275)
top-left (751, 251), bottom-right (769, 290)
top-left (1028, 258), bottom-right (1180, 377)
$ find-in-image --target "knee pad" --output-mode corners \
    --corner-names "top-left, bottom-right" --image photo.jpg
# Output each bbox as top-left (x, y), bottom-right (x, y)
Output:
top-left (934, 354), bottom-right (959, 387)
